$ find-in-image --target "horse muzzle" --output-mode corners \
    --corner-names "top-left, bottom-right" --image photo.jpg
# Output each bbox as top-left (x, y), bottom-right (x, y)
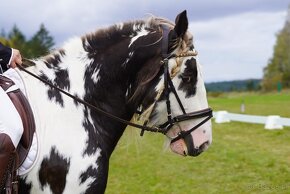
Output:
top-left (170, 138), bottom-right (210, 157)
top-left (169, 120), bottom-right (212, 157)
top-left (184, 137), bottom-right (210, 157)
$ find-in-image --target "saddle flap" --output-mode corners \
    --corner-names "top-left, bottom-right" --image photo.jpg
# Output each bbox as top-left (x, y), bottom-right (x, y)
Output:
top-left (0, 75), bottom-right (36, 168)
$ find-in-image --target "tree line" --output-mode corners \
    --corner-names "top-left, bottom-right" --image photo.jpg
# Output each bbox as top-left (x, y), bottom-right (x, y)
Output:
top-left (0, 24), bottom-right (54, 59)
top-left (206, 79), bottom-right (261, 93)
top-left (262, 8), bottom-right (290, 91)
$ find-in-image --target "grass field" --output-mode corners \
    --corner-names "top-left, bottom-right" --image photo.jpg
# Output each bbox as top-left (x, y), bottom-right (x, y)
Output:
top-left (106, 91), bottom-right (290, 194)
top-left (208, 90), bottom-right (290, 117)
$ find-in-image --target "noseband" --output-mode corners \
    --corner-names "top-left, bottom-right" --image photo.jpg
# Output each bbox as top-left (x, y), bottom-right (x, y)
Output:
top-left (19, 25), bottom-right (212, 143)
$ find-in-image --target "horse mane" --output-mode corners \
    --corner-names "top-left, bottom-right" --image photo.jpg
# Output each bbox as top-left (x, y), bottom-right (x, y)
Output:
top-left (21, 15), bottom-right (187, 113)
top-left (76, 15), bottom-right (178, 109)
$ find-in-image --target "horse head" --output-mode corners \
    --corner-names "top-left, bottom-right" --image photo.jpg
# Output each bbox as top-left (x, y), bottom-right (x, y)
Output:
top-left (128, 10), bottom-right (212, 157)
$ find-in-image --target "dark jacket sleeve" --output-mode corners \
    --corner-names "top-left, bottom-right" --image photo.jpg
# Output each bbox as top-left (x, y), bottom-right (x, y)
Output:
top-left (0, 42), bottom-right (12, 73)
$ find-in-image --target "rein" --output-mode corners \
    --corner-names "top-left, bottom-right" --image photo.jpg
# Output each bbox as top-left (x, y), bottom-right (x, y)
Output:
top-left (18, 65), bottom-right (162, 133)
top-left (18, 25), bottom-right (212, 141)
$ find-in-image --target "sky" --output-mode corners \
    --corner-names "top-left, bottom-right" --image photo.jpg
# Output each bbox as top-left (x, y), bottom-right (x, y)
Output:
top-left (1, 0), bottom-right (289, 82)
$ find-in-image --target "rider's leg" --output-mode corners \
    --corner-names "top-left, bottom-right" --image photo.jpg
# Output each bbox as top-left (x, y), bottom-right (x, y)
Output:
top-left (0, 87), bottom-right (23, 189)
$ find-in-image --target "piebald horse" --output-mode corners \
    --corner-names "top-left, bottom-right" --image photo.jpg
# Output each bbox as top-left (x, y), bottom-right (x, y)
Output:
top-left (6, 10), bottom-right (212, 194)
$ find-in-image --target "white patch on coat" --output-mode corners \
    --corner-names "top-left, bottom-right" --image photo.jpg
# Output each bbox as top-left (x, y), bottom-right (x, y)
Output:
top-left (129, 26), bottom-right (149, 48)
top-left (91, 68), bottom-right (101, 84)
top-left (115, 23), bottom-right (124, 30)
top-left (61, 37), bottom-right (93, 98)
top-left (121, 51), bottom-right (134, 67)
top-left (125, 84), bottom-right (132, 97)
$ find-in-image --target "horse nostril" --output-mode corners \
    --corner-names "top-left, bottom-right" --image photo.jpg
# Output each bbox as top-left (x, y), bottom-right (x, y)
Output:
top-left (187, 141), bottom-right (210, 157)
top-left (199, 141), bottom-right (209, 151)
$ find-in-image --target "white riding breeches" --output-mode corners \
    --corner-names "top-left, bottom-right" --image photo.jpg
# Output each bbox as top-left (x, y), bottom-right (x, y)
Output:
top-left (0, 84), bottom-right (23, 148)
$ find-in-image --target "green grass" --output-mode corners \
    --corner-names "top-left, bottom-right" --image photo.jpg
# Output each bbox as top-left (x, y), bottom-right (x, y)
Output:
top-left (208, 90), bottom-right (290, 117)
top-left (106, 91), bottom-right (290, 194)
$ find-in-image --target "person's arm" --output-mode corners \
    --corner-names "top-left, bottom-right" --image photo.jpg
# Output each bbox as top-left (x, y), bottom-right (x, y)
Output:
top-left (0, 43), bottom-right (22, 73)
top-left (0, 43), bottom-right (13, 73)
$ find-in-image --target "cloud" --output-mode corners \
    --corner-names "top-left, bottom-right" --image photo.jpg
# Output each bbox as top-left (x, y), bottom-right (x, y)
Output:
top-left (1, 0), bottom-right (288, 43)
top-left (190, 11), bottom-right (287, 82)
top-left (1, 0), bottom-right (289, 82)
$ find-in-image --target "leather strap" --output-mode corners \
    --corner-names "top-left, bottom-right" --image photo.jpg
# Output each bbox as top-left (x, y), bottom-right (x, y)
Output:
top-left (0, 134), bottom-right (18, 194)
top-left (0, 75), bottom-right (35, 168)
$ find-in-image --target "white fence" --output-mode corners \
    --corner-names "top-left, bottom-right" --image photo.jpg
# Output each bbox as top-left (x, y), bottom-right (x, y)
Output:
top-left (213, 111), bottom-right (290, 130)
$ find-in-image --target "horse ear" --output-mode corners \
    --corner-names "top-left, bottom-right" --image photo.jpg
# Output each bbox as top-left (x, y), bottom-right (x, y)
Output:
top-left (174, 10), bottom-right (188, 37)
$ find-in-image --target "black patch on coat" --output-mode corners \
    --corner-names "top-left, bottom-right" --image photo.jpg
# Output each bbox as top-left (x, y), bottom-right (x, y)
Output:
top-left (79, 154), bottom-right (108, 194)
top-left (39, 69), bottom-right (70, 107)
top-left (40, 73), bottom-right (64, 107)
top-left (54, 69), bottom-right (70, 90)
top-left (38, 146), bottom-right (70, 194)
top-left (18, 177), bottom-right (32, 194)
top-left (73, 93), bottom-right (81, 106)
top-left (178, 57), bottom-right (198, 97)
top-left (82, 107), bottom-right (100, 155)
top-left (39, 50), bottom-right (70, 107)
top-left (43, 50), bottom-right (66, 68)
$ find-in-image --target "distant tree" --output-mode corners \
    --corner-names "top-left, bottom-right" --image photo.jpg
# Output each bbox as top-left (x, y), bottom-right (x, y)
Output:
top-left (0, 24), bottom-right (55, 59)
top-left (229, 85), bottom-right (236, 92)
top-left (7, 25), bottom-right (27, 55)
top-left (262, 8), bottom-right (290, 91)
top-left (26, 24), bottom-right (55, 58)
top-left (0, 36), bottom-right (10, 46)
top-left (0, 29), bottom-right (6, 38)
top-left (246, 80), bottom-right (255, 91)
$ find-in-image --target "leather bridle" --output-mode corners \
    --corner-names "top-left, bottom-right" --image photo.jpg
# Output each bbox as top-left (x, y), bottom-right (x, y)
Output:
top-left (158, 56), bottom-right (212, 143)
top-left (146, 25), bottom-right (213, 143)
top-left (18, 24), bottom-right (212, 142)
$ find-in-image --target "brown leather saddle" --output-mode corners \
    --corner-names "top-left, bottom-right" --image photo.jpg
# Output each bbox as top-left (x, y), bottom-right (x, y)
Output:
top-left (0, 75), bottom-right (35, 169)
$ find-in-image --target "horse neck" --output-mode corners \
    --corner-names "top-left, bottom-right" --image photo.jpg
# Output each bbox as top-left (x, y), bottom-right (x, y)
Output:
top-left (81, 57), bottom-right (145, 157)
top-left (30, 28), bottom-right (158, 157)
top-left (81, 48), bottom-right (161, 157)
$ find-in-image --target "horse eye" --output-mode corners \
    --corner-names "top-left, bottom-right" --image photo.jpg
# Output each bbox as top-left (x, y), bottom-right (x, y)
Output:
top-left (180, 75), bottom-right (191, 83)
